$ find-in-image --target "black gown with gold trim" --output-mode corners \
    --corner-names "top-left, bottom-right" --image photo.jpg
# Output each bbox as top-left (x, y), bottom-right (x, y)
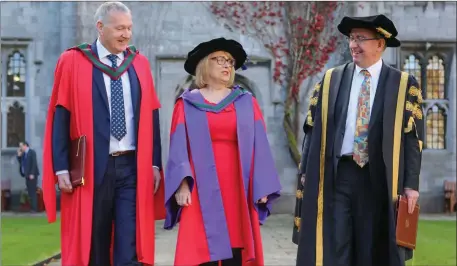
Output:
top-left (292, 82), bottom-right (321, 245)
top-left (293, 62), bottom-right (424, 266)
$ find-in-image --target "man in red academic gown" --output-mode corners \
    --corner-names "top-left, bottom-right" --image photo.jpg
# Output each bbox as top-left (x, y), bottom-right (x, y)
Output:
top-left (42, 2), bottom-right (165, 265)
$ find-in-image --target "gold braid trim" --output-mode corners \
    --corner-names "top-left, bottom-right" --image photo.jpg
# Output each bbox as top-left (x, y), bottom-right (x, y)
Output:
top-left (405, 83), bottom-right (424, 151)
top-left (294, 217), bottom-right (301, 231)
top-left (313, 82), bottom-right (321, 93)
top-left (309, 97), bottom-right (318, 106)
top-left (404, 116), bottom-right (415, 133)
top-left (408, 86), bottom-right (424, 104)
top-left (404, 116), bottom-right (423, 152)
top-left (306, 110), bottom-right (314, 127)
top-left (315, 68), bottom-right (334, 266)
top-left (376, 27), bottom-right (392, 38)
top-left (405, 101), bottom-right (423, 120)
top-left (305, 82), bottom-right (321, 128)
top-left (392, 72), bottom-right (409, 201)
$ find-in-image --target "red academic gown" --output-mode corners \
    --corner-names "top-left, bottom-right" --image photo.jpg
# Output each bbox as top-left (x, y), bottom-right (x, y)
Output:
top-left (170, 98), bottom-right (268, 266)
top-left (42, 48), bottom-right (166, 266)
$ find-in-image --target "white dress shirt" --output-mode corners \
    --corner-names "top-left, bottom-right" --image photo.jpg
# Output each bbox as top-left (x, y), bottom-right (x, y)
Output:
top-left (96, 39), bottom-right (136, 154)
top-left (340, 58), bottom-right (383, 156)
top-left (55, 39), bottom-right (147, 176)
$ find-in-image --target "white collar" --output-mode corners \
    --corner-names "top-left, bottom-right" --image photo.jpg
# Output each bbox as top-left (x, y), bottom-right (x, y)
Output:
top-left (355, 58), bottom-right (383, 77)
top-left (96, 38), bottom-right (124, 60)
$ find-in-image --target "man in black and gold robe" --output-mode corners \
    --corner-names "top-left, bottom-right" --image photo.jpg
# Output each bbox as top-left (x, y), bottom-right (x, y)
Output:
top-left (294, 14), bottom-right (424, 266)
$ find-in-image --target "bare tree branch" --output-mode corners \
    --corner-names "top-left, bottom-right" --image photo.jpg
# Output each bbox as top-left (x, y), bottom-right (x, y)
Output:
top-left (209, 1), bottom-right (344, 164)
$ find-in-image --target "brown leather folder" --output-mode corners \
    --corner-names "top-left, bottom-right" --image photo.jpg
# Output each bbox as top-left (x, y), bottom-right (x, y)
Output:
top-left (69, 136), bottom-right (86, 187)
top-left (395, 195), bottom-right (420, 250)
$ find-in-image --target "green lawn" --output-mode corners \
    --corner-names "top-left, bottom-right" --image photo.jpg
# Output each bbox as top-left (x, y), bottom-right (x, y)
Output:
top-left (0, 217), bottom-right (455, 265)
top-left (1, 216), bottom-right (61, 266)
top-left (407, 220), bottom-right (456, 266)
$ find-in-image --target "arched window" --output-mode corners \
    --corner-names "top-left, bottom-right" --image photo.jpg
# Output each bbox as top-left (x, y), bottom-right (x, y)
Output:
top-left (426, 55), bottom-right (446, 100)
top-left (401, 44), bottom-right (452, 150)
top-left (6, 50), bottom-right (27, 97)
top-left (425, 105), bottom-right (446, 149)
top-left (6, 101), bottom-right (26, 148)
top-left (1, 46), bottom-right (28, 149)
top-left (403, 54), bottom-right (422, 88)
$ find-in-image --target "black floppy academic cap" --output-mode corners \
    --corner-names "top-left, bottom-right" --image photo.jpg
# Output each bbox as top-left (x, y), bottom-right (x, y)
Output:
top-left (184, 37), bottom-right (248, 76)
top-left (337, 14), bottom-right (401, 47)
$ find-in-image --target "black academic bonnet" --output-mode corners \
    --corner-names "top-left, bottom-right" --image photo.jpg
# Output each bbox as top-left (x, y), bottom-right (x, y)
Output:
top-left (184, 37), bottom-right (248, 76)
top-left (337, 14), bottom-right (401, 47)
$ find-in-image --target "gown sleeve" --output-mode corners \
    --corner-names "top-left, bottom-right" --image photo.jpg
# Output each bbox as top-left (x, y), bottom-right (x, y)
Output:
top-left (43, 50), bottom-right (75, 223)
top-left (300, 80), bottom-right (322, 174)
top-left (164, 99), bottom-right (195, 229)
top-left (251, 97), bottom-right (282, 223)
top-left (403, 75), bottom-right (424, 190)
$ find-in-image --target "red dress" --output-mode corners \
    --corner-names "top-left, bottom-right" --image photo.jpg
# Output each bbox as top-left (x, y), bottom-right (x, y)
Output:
top-left (173, 98), bottom-right (263, 266)
top-left (206, 100), bottom-right (247, 248)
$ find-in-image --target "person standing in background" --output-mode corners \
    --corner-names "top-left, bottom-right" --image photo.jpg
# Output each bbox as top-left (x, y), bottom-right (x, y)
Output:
top-left (17, 141), bottom-right (40, 212)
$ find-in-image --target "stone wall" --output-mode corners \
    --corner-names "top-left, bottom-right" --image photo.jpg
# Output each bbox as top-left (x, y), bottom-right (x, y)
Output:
top-left (1, 1), bottom-right (455, 213)
top-left (1, 2), bottom-right (77, 192)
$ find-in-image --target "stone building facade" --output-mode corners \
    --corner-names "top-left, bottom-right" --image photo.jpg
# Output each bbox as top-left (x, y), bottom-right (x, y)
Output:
top-left (1, 1), bottom-right (455, 213)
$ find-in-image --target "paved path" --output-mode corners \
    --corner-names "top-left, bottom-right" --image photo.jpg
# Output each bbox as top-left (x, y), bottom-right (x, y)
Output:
top-left (19, 212), bottom-right (454, 266)
top-left (45, 214), bottom-right (298, 266)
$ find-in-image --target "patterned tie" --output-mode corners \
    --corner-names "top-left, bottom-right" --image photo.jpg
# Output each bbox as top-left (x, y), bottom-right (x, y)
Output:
top-left (107, 54), bottom-right (127, 141)
top-left (353, 69), bottom-right (371, 167)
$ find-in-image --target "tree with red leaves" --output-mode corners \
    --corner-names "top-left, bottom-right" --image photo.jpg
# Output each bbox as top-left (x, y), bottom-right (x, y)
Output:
top-left (210, 1), bottom-right (342, 163)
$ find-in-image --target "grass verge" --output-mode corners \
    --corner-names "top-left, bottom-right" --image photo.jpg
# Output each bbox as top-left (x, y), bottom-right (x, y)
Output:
top-left (1, 216), bottom-right (61, 265)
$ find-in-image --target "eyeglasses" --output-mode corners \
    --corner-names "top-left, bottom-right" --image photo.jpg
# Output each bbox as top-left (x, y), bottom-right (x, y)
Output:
top-left (210, 56), bottom-right (236, 67)
top-left (347, 36), bottom-right (381, 44)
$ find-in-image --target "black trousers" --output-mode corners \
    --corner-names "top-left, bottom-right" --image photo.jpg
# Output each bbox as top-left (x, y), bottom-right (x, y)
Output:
top-left (89, 153), bottom-right (139, 266)
top-left (334, 156), bottom-right (374, 266)
top-left (199, 249), bottom-right (242, 266)
top-left (25, 177), bottom-right (38, 212)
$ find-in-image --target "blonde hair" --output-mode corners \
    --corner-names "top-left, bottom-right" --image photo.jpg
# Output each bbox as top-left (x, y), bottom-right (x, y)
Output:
top-left (195, 52), bottom-right (236, 88)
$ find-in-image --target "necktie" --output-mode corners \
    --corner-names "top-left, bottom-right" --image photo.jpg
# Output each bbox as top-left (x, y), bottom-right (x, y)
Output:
top-left (107, 54), bottom-right (127, 141)
top-left (353, 69), bottom-right (371, 167)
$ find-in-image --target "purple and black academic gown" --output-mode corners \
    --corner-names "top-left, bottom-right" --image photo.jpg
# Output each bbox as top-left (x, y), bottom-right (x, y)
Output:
top-left (163, 87), bottom-right (282, 266)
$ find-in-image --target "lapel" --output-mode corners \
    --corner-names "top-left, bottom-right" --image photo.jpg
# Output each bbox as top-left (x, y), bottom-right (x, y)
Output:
top-left (328, 63), bottom-right (349, 122)
top-left (333, 63), bottom-right (355, 158)
top-left (335, 62), bottom-right (355, 129)
top-left (325, 63), bottom-right (348, 157)
top-left (368, 62), bottom-right (390, 133)
top-left (91, 40), bottom-right (109, 111)
top-left (127, 60), bottom-right (140, 116)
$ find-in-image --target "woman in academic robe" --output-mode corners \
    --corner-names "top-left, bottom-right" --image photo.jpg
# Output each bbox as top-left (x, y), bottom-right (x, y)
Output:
top-left (164, 37), bottom-right (282, 266)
